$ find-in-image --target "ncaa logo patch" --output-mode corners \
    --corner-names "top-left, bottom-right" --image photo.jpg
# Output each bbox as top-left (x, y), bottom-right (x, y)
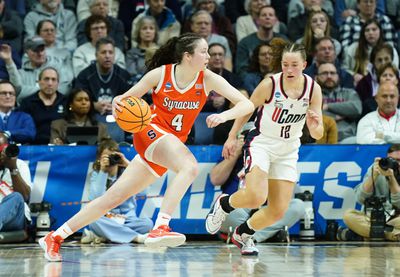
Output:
top-left (275, 91), bottom-right (281, 98)
top-left (195, 84), bottom-right (203, 89)
top-left (165, 82), bottom-right (172, 89)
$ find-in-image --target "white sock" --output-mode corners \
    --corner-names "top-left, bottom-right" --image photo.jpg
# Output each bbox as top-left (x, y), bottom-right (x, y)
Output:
top-left (153, 212), bottom-right (171, 229)
top-left (52, 223), bottom-right (73, 239)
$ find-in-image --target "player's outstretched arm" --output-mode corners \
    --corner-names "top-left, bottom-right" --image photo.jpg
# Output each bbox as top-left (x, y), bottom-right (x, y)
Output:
top-left (307, 82), bottom-right (324, 140)
top-left (222, 77), bottom-right (271, 159)
top-left (204, 70), bottom-right (254, 129)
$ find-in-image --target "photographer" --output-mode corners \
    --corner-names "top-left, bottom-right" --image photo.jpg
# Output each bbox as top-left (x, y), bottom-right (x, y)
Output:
top-left (0, 131), bottom-right (32, 239)
top-left (81, 139), bottom-right (153, 244)
top-left (343, 144), bottom-right (400, 241)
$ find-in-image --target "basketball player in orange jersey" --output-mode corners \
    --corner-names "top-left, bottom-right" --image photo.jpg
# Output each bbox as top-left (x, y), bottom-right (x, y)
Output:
top-left (206, 38), bottom-right (324, 255)
top-left (39, 33), bottom-right (254, 262)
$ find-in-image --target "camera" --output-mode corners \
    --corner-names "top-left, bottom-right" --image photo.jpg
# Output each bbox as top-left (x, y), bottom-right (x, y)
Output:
top-left (30, 202), bottom-right (52, 241)
top-left (365, 195), bottom-right (387, 240)
top-left (0, 143), bottom-right (19, 158)
top-left (108, 153), bottom-right (121, 166)
top-left (379, 157), bottom-right (399, 171)
top-left (295, 190), bottom-right (315, 240)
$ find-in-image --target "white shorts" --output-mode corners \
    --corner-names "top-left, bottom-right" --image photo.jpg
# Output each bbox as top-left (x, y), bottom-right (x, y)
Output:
top-left (243, 133), bottom-right (300, 182)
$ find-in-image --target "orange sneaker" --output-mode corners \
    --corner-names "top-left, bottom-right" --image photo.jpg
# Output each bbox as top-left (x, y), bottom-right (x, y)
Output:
top-left (38, 231), bottom-right (64, 262)
top-left (144, 225), bottom-right (186, 248)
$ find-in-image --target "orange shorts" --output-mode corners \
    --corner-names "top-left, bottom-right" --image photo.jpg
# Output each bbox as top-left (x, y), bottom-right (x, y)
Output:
top-left (133, 124), bottom-right (172, 177)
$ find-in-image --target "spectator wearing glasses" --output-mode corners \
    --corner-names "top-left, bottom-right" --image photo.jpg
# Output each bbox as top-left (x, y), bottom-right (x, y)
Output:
top-left (0, 80), bottom-right (35, 144)
top-left (72, 15), bottom-right (125, 78)
top-left (316, 62), bottom-right (362, 143)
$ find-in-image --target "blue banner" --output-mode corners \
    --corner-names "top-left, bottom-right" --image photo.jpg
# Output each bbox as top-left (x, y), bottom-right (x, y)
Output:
top-left (19, 145), bottom-right (389, 235)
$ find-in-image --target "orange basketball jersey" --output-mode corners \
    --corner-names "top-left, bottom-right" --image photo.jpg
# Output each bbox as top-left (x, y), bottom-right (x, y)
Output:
top-left (150, 64), bottom-right (208, 142)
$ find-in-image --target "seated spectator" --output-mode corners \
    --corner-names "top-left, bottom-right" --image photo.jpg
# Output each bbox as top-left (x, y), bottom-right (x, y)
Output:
top-left (0, 0), bottom-right (23, 55)
top-left (0, 80), bottom-right (35, 144)
top-left (73, 15), bottom-right (125, 78)
top-left (210, 127), bottom-right (305, 243)
top-left (297, 10), bottom-right (341, 65)
top-left (189, 10), bottom-right (232, 71)
top-left (304, 37), bottom-right (355, 89)
top-left (131, 0), bottom-right (180, 47)
top-left (236, 0), bottom-right (287, 43)
top-left (77, 0), bottom-right (125, 51)
top-left (34, 19), bottom-right (73, 70)
top-left (288, 0), bottom-right (337, 42)
top-left (362, 63), bottom-right (400, 115)
top-left (182, 0), bottom-right (236, 57)
top-left (0, 38), bottom-right (72, 101)
top-left (316, 62), bottom-right (362, 142)
top-left (339, 0), bottom-right (397, 51)
top-left (334, 0), bottom-right (385, 27)
top-left (342, 144), bottom-right (400, 241)
top-left (242, 42), bottom-right (273, 95)
top-left (19, 67), bottom-right (66, 145)
top-left (235, 5), bottom-right (287, 79)
top-left (357, 83), bottom-right (400, 144)
top-left (356, 43), bottom-right (396, 105)
top-left (81, 139), bottom-right (153, 244)
top-left (75, 37), bottom-right (132, 117)
top-left (77, 0), bottom-right (120, 22)
top-left (342, 19), bottom-right (399, 87)
top-left (50, 88), bottom-right (110, 145)
top-left (0, 131), bottom-right (32, 239)
top-left (24, 0), bottom-right (78, 52)
top-left (126, 16), bottom-right (159, 86)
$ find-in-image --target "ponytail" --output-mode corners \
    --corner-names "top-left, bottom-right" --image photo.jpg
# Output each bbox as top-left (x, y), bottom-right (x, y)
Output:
top-left (269, 38), bottom-right (307, 73)
top-left (146, 33), bottom-right (204, 71)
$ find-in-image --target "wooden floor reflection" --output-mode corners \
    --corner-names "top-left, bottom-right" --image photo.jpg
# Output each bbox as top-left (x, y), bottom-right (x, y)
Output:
top-left (1, 241), bottom-right (399, 276)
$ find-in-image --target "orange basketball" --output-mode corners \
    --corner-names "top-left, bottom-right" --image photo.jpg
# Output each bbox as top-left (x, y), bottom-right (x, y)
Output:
top-left (115, 96), bottom-right (152, 133)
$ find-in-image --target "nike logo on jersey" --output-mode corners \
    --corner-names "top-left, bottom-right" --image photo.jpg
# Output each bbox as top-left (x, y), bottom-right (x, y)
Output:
top-left (164, 88), bottom-right (174, 93)
top-left (272, 108), bottom-right (306, 124)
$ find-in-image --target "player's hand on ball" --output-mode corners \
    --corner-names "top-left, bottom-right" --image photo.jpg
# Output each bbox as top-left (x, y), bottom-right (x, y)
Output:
top-left (112, 95), bottom-right (125, 118)
top-left (206, 113), bottom-right (226, 128)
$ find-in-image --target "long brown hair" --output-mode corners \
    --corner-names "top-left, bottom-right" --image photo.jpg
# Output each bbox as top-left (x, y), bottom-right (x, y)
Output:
top-left (302, 10), bottom-right (331, 57)
top-left (269, 38), bottom-right (306, 73)
top-left (354, 19), bottom-right (383, 75)
top-left (146, 33), bottom-right (204, 71)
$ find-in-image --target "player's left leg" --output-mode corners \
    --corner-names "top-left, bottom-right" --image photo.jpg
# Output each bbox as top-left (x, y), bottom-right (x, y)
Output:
top-left (144, 135), bottom-right (199, 247)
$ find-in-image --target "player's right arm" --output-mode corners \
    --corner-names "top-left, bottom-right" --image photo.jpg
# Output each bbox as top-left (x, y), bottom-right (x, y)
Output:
top-left (222, 77), bottom-right (272, 159)
top-left (112, 67), bottom-right (162, 115)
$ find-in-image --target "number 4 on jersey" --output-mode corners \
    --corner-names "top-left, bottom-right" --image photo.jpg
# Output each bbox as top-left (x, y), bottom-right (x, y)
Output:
top-left (172, 114), bottom-right (183, 131)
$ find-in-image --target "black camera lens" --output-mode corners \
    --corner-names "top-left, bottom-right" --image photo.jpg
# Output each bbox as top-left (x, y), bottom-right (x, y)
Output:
top-left (4, 144), bottom-right (19, 158)
top-left (108, 153), bottom-right (121, 166)
top-left (379, 157), bottom-right (398, 171)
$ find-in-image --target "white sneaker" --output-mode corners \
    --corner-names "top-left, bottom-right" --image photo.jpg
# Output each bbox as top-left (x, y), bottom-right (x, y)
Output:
top-left (232, 227), bottom-right (259, 256)
top-left (205, 194), bottom-right (229, 234)
top-left (80, 229), bottom-right (106, 244)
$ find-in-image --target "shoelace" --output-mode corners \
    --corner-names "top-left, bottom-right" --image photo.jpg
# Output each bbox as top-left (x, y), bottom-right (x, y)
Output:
top-left (50, 238), bottom-right (61, 254)
top-left (157, 225), bottom-right (171, 232)
top-left (212, 209), bottom-right (226, 224)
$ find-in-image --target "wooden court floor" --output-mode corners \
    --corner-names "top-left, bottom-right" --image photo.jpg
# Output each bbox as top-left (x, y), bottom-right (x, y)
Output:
top-left (0, 240), bottom-right (399, 276)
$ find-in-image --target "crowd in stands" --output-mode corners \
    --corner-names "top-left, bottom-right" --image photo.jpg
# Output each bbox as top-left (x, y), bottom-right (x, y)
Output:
top-left (0, 0), bottom-right (399, 146)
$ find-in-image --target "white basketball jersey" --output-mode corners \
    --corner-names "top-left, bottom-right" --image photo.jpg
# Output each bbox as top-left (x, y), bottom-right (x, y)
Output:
top-left (253, 72), bottom-right (314, 141)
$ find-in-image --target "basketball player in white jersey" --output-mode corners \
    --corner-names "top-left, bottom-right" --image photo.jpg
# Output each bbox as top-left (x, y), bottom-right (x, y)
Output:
top-left (206, 38), bottom-right (324, 255)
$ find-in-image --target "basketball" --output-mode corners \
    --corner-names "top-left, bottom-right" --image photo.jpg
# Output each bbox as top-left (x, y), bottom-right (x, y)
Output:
top-left (115, 96), bottom-right (152, 133)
